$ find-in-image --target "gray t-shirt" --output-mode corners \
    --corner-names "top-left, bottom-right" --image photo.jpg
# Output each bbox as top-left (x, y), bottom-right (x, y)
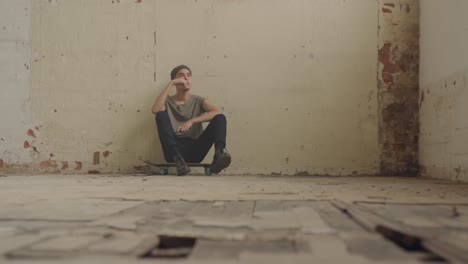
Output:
top-left (165, 94), bottom-right (206, 139)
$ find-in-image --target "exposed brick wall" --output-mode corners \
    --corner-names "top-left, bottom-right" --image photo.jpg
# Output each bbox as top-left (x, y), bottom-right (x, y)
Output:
top-left (378, 0), bottom-right (420, 176)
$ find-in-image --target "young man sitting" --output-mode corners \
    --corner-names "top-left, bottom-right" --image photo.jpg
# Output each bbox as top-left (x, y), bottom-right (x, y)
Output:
top-left (151, 65), bottom-right (231, 176)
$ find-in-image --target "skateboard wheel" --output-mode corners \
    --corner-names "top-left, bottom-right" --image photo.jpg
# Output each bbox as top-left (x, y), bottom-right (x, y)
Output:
top-left (204, 167), bottom-right (212, 176)
top-left (160, 168), bottom-right (168, 175)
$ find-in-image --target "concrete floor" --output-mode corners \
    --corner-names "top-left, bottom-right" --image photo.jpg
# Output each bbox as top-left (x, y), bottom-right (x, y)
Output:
top-left (0, 174), bottom-right (467, 263)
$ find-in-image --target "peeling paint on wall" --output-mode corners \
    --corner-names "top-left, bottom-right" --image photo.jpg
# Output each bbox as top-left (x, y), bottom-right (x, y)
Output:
top-left (74, 162), bottom-right (83, 170)
top-left (61, 161), bottom-right (69, 170)
top-left (93, 152), bottom-right (100, 165)
top-left (378, 0), bottom-right (420, 176)
top-left (39, 160), bottom-right (57, 169)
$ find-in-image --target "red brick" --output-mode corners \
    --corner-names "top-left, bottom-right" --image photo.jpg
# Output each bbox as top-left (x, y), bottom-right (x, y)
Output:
top-left (382, 73), bottom-right (394, 84)
top-left (40, 160), bottom-right (57, 168)
top-left (74, 161), bottom-right (82, 170)
top-left (382, 64), bottom-right (400, 74)
top-left (61, 161), bottom-right (69, 170)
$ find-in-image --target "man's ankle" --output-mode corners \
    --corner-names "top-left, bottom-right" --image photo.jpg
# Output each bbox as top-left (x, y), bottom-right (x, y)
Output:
top-left (211, 148), bottom-right (231, 174)
top-left (173, 152), bottom-right (190, 176)
top-left (215, 142), bottom-right (226, 152)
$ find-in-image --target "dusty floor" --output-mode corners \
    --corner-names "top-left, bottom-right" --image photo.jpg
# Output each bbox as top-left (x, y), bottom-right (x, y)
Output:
top-left (0, 174), bottom-right (467, 263)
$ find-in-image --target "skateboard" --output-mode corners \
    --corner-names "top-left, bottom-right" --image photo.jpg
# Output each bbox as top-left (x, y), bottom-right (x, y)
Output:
top-left (144, 160), bottom-right (212, 176)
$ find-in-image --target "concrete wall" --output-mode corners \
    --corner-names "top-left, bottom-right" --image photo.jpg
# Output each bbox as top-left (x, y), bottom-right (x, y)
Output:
top-left (1, 0), bottom-right (419, 176)
top-left (420, 0), bottom-right (468, 182)
top-left (0, 1), bottom-right (32, 170)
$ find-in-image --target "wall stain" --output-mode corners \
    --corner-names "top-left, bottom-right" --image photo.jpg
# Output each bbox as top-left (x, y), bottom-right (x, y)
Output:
top-left (27, 129), bottom-right (36, 138)
top-left (420, 90), bottom-right (425, 107)
top-left (93, 152), bottom-right (100, 165)
top-left (32, 146), bottom-right (38, 153)
top-left (74, 161), bottom-right (82, 170)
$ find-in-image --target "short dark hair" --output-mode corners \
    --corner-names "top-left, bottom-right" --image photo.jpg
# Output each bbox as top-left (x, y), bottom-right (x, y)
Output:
top-left (170, 65), bottom-right (192, 80)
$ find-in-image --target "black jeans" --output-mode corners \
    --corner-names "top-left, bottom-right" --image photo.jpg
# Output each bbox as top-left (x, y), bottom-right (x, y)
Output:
top-left (155, 111), bottom-right (227, 163)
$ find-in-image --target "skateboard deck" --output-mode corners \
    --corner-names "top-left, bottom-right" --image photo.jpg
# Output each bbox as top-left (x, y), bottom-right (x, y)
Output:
top-left (144, 160), bottom-right (212, 176)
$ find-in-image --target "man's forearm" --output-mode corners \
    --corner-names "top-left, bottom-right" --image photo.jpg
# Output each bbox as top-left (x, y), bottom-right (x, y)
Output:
top-left (191, 111), bottom-right (222, 124)
top-left (151, 81), bottom-right (173, 113)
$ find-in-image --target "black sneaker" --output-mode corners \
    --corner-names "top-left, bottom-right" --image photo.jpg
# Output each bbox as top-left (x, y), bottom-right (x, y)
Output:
top-left (173, 152), bottom-right (190, 176)
top-left (210, 148), bottom-right (231, 174)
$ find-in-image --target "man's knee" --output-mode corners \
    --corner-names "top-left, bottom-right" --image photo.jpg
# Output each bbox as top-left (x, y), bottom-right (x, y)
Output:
top-left (212, 113), bottom-right (227, 124)
top-left (155, 110), bottom-right (169, 123)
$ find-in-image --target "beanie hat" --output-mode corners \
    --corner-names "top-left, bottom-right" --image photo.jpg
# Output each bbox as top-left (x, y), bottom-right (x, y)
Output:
top-left (170, 65), bottom-right (192, 80)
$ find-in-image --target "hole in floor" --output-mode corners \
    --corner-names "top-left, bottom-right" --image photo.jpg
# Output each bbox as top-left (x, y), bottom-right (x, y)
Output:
top-left (140, 235), bottom-right (197, 259)
top-left (375, 225), bottom-right (447, 263)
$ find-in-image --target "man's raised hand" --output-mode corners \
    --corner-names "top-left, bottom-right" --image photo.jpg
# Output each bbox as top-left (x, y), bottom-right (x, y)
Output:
top-left (172, 77), bottom-right (188, 87)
